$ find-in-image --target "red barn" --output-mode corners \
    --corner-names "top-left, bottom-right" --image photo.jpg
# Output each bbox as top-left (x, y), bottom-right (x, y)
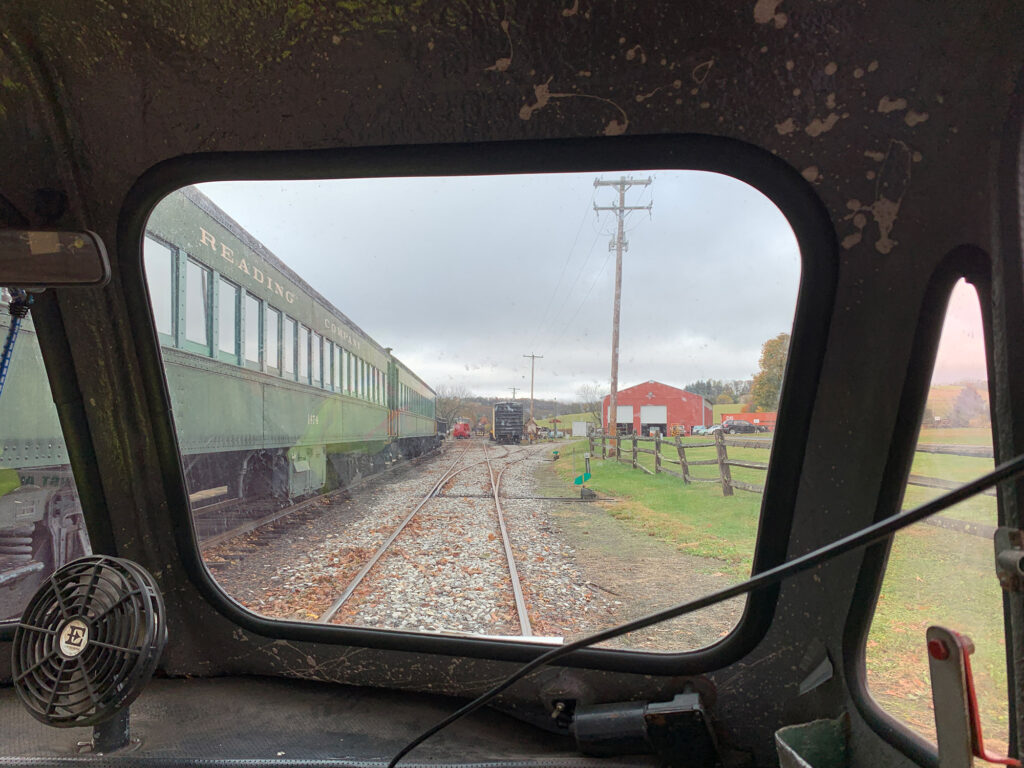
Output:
top-left (602, 380), bottom-right (713, 437)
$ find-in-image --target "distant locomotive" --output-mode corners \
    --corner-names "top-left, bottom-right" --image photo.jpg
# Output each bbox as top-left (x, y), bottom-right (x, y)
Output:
top-left (491, 402), bottom-right (524, 444)
top-left (452, 421), bottom-right (471, 439)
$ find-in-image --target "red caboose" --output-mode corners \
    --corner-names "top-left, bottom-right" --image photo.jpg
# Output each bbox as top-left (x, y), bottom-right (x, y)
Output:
top-left (453, 422), bottom-right (471, 439)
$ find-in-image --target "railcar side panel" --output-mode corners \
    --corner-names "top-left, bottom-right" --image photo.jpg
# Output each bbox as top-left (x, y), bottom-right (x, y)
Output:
top-left (163, 352), bottom-right (266, 454)
top-left (0, 317), bottom-right (68, 474)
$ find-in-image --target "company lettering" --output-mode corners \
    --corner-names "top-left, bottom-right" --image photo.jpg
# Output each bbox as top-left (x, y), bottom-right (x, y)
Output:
top-left (323, 318), bottom-right (361, 350)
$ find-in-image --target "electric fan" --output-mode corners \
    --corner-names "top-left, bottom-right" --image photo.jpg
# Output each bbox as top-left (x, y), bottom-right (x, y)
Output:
top-left (11, 555), bottom-right (167, 753)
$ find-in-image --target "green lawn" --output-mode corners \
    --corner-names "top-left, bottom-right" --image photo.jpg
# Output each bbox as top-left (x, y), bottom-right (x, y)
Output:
top-left (908, 450), bottom-right (995, 525)
top-left (916, 427), bottom-right (992, 446)
top-left (553, 437), bottom-right (1008, 752)
top-left (553, 440), bottom-right (761, 576)
top-left (867, 518), bottom-right (1007, 751)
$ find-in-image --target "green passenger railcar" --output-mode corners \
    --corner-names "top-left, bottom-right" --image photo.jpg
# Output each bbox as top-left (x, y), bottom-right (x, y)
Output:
top-left (144, 187), bottom-right (439, 501)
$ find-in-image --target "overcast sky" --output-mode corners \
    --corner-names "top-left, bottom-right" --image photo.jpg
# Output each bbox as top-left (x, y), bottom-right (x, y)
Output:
top-left (933, 280), bottom-right (987, 385)
top-left (193, 172), bottom-right (985, 401)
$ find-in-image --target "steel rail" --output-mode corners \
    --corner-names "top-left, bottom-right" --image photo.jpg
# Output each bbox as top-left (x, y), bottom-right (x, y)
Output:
top-left (198, 489), bottom-right (345, 552)
top-left (317, 444), bottom-right (472, 624)
top-left (484, 446), bottom-right (533, 638)
top-left (197, 444), bottom-right (445, 552)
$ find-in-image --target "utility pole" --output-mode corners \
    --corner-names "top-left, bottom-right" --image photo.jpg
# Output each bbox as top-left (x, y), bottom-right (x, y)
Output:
top-left (594, 176), bottom-right (652, 455)
top-left (508, 386), bottom-right (519, 399)
top-left (523, 353), bottom-right (543, 420)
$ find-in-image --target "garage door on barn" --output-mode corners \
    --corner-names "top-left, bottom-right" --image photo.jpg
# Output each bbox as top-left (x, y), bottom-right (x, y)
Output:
top-left (607, 405), bottom-right (633, 435)
top-left (640, 405), bottom-right (667, 436)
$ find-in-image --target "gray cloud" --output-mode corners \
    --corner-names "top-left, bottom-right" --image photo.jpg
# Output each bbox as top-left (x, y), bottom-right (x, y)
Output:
top-left (195, 170), bottom-right (800, 401)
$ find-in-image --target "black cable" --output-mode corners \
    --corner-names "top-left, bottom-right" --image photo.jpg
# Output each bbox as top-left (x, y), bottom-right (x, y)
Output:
top-left (388, 452), bottom-right (1024, 768)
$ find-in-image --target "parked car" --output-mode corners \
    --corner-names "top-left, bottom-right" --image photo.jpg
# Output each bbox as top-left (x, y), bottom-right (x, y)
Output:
top-left (722, 419), bottom-right (756, 434)
top-left (691, 425), bottom-right (709, 436)
top-left (704, 424), bottom-right (724, 435)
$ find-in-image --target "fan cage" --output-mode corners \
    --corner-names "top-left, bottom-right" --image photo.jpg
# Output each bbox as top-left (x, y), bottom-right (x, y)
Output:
top-left (11, 555), bottom-right (166, 727)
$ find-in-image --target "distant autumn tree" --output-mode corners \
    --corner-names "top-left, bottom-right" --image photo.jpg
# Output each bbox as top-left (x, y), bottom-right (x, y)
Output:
top-left (950, 384), bottom-right (987, 427)
top-left (435, 383), bottom-right (473, 427)
top-left (715, 392), bottom-right (735, 405)
top-left (685, 379), bottom-right (725, 399)
top-left (750, 333), bottom-right (790, 411)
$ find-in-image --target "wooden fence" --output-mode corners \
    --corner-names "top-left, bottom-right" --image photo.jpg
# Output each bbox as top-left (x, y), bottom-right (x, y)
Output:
top-left (588, 431), bottom-right (766, 496)
top-left (586, 432), bottom-right (996, 498)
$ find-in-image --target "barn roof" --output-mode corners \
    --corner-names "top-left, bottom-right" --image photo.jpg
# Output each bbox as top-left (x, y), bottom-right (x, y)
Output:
top-left (604, 380), bottom-right (703, 399)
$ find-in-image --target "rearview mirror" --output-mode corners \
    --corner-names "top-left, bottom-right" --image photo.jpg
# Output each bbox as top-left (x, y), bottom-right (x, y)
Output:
top-left (0, 230), bottom-right (110, 288)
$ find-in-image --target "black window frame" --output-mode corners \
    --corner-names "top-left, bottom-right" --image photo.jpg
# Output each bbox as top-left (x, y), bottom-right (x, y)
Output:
top-left (117, 135), bottom-right (837, 675)
top-left (842, 250), bottom-right (1005, 767)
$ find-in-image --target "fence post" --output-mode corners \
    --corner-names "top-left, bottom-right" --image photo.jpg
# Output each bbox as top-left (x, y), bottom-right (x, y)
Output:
top-left (589, 434), bottom-right (594, 455)
top-left (601, 433), bottom-right (606, 460)
top-left (655, 433), bottom-right (662, 474)
top-left (675, 437), bottom-right (690, 484)
top-left (632, 433), bottom-right (638, 469)
top-left (715, 430), bottom-right (734, 496)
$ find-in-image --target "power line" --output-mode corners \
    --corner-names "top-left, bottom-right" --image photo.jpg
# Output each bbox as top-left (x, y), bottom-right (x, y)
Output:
top-left (527, 188), bottom-right (596, 350)
top-left (536, 226), bottom-right (603, 346)
top-left (540, 187), bottom-right (640, 344)
top-left (544, 246), bottom-right (614, 353)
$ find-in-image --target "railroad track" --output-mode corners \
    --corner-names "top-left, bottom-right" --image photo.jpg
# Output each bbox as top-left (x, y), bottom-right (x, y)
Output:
top-left (482, 445), bottom-right (532, 637)
top-left (196, 445), bottom-right (446, 553)
top-left (316, 442), bottom-right (538, 639)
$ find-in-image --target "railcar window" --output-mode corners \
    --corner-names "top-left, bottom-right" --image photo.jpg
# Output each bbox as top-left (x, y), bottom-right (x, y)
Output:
top-left (0, 288), bottom-right (92, 621)
top-left (144, 237), bottom-right (174, 337)
top-left (218, 278), bottom-right (239, 359)
top-left (284, 315), bottom-right (296, 377)
top-left (185, 259), bottom-right (212, 350)
top-left (298, 325), bottom-right (309, 382)
top-left (244, 293), bottom-right (261, 367)
top-left (143, 173), bottom-right (800, 653)
top-left (313, 333), bottom-right (323, 388)
top-left (865, 280), bottom-right (1008, 753)
top-left (266, 306), bottom-right (280, 373)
